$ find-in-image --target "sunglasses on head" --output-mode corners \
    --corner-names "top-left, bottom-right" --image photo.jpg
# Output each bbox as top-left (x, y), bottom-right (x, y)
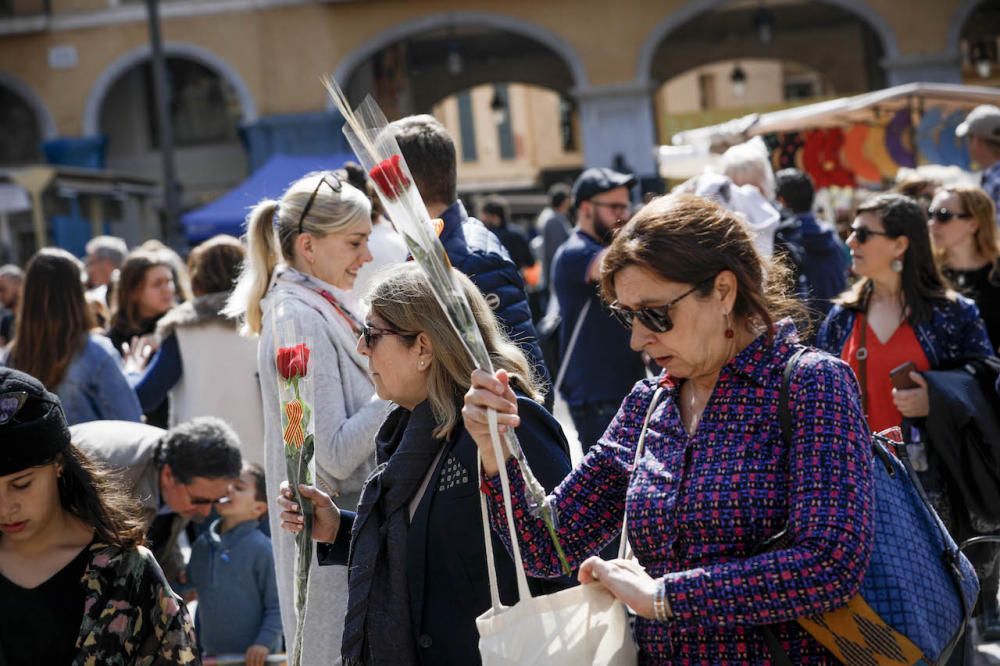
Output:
top-left (361, 323), bottom-right (415, 348)
top-left (0, 391), bottom-right (59, 426)
top-left (609, 276), bottom-right (716, 334)
top-left (850, 225), bottom-right (893, 244)
top-left (298, 175), bottom-right (344, 234)
top-left (927, 207), bottom-right (972, 224)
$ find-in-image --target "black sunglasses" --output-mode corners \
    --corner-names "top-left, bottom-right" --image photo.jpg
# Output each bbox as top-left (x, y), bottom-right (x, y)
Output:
top-left (0, 391), bottom-right (59, 426)
top-left (927, 207), bottom-right (972, 224)
top-left (361, 324), bottom-right (415, 348)
top-left (609, 276), bottom-right (715, 333)
top-left (298, 175), bottom-right (343, 234)
top-left (850, 225), bottom-right (893, 244)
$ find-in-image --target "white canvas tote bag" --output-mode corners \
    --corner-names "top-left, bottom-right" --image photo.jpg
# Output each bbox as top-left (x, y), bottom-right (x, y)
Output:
top-left (475, 387), bottom-right (666, 665)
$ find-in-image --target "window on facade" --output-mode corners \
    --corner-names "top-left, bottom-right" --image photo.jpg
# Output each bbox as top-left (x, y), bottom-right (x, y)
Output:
top-left (784, 80), bottom-right (817, 101)
top-left (457, 90), bottom-right (477, 162)
top-left (698, 73), bottom-right (717, 110)
top-left (559, 94), bottom-right (577, 153)
top-left (495, 84), bottom-right (515, 160)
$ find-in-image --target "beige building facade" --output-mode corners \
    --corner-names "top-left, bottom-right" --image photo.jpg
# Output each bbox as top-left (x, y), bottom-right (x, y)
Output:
top-left (0, 0), bottom-right (996, 246)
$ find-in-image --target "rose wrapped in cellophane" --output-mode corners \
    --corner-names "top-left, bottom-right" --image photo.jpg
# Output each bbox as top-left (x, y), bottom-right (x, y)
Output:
top-left (272, 306), bottom-right (315, 666)
top-left (325, 80), bottom-right (571, 575)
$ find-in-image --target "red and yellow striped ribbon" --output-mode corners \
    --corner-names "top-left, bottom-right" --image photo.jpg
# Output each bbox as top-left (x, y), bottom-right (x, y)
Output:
top-left (283, 400), bottom-right (305, 448)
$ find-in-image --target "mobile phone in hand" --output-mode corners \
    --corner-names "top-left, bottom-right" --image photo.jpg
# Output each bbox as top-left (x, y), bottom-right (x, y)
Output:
top-left (889, 361), bottom-right (920, 390)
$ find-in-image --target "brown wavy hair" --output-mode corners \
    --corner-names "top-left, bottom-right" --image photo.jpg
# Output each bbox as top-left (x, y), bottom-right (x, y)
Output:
top-left (188, 235), bottom-right (245, 296)
top-left (58, 445), bottom-right (146, 549)
top-left (600, 194), bottom-right (804, 342)
top-left (937, 185), bottom-right (1000, 281)
top-left (8, 249), bottom-right (93, 388)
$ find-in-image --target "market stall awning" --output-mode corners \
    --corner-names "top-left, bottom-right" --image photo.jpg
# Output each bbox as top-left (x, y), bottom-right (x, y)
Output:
top-left (181, 153), bottom-right (355, 243)
top-left (670, 83), bottom-right (1000, 152)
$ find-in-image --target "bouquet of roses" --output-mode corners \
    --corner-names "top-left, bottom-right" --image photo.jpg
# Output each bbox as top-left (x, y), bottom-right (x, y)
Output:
top-left (272, 310), bottom-right (315, 666)
top-left (325, 80), bottom-right (571, 575)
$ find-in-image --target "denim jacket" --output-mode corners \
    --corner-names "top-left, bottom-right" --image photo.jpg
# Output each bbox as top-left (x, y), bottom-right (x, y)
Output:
top-left (55, 334), bottom-right (143, 425)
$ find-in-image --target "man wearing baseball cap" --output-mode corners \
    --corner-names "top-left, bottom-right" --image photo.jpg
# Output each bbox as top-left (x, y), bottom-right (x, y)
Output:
top-left (550, 167), bottom-right (646, 453)
top-left (957, 105), bottom-right (1000, 224)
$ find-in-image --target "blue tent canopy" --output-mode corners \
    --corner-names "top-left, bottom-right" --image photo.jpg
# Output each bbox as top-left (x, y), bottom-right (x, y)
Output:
top-left (181, 153), bottom-right (355, 243)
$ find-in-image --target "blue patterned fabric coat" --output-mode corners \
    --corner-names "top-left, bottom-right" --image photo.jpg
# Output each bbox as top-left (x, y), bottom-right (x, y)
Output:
top-left (815, 294), bottom-right (992, 366)
top-left (484, 323), bottom-right (874, 663)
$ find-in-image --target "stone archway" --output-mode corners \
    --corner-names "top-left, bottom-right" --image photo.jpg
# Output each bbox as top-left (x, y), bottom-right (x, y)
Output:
top-left (0, 70), bottom-right (56, 158)
top-left (83, 42), bottom-right (257, 137)
top-left (332, 10), bottom-right (589, 108)
top-left (635, 0), bottom-right (900, 89)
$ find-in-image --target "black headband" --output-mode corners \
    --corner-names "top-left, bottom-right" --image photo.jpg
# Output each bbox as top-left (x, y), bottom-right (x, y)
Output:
top-left (0, 370), bottom-right (71, 477)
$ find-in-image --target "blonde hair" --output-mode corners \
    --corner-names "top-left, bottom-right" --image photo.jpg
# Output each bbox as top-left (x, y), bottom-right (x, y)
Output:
top-left (939, 185), bottom-right (1000, 266)
top-left (367, 263), bottom-right (542, 440)
top-left (225, 171), bottom-right (372, 334)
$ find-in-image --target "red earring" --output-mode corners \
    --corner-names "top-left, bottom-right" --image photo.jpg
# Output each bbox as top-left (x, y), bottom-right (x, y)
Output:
top-left (724, 313), bottom-right (734, 339)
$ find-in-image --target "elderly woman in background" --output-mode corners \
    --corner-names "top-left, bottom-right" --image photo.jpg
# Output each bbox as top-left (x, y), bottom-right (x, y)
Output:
top-left (464, 194), bottom-right (874, 662)
top-left (280, 263), bottom-right (571, 665)
top-left (225, 170), bottom-right (387, 664)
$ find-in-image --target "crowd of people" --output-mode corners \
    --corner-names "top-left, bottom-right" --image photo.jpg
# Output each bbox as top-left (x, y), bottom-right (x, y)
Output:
top-left (1, 103), bottom-right (1000, 665)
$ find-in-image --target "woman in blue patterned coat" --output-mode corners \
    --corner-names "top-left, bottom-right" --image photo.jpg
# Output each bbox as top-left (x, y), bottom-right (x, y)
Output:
top-left (816, 193), bottom-right (992, 434)
top-left (464, 194), bottom-right (875, 663)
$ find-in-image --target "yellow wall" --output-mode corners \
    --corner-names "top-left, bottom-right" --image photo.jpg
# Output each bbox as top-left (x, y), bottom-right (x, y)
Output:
top-left (0, 0), bottom-right (976, 137)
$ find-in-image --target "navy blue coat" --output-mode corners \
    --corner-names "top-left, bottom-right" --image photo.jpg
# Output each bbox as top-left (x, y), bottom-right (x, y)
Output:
top-left (438, 201), bottom-right (551, 391)
top-left (318, 397), bottom-right (573, 665)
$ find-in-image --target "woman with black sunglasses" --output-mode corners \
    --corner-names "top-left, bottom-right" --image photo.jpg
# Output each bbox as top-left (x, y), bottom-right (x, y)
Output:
top-left (463, 194), bottom-right (876, 662)
top-left (224, 170), bottom-right (388, 663)
top-left (817, 193), bottom-right (992, 434)
top-left (929, 185), bottom-right (1000, 353)
top-left (277, 263), bottom-right (570, 664)
top-left (0, 367), bottom-right (197, 665)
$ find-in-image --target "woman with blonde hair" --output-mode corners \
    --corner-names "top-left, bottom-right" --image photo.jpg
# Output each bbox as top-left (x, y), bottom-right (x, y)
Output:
top-left (224, 170), bottom-right (386, 664)
top-left (929, 184), bottom-right (1000, 351)
top-left (4, 248), bottom-right (141, 425)
top-left (278, 263), bottom-right (571, 665)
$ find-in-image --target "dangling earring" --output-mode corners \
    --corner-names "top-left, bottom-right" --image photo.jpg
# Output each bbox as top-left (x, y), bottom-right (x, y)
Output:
top-left (724, 312), bottom-right (735, 339)
top-left (890, 257), bottom-right (903, 273)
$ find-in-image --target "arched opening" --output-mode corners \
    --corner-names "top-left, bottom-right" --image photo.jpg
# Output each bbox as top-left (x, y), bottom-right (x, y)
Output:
top-left (337, 16), bottom-right (587, 192)
top-left (0, 84), bottom-right (43, 166)
top-left (97, 55), bottom-right (248, 208)
top-left (645, 0), bottom-right (887, 143)
top-left (431, 82), bottom-right (582, 193)
top-left (654, 58), bottom-right (832, 143)
top-left (958, 0), bottom-right (1000, 84)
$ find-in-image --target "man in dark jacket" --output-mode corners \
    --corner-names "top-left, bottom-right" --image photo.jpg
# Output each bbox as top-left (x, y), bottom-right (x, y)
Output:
top-left (390, 115), bottom-right (551, 396)
top-left (774, 169), bottom-right (849, 336)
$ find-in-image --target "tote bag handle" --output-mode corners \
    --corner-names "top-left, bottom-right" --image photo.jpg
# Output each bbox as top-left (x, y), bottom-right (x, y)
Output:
top-left (479, 385), bottom-right (666, 612)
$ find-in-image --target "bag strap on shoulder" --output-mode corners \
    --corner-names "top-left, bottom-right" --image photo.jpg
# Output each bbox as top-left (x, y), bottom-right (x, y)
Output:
top-left (778, 347), bottom-right (809, 446)
top-left (618, 385), bottom-right (666, 561)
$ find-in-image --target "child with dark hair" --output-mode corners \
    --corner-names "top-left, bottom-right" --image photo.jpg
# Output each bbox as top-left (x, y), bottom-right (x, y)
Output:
top-left (188, 462), bottom-right (281, 666)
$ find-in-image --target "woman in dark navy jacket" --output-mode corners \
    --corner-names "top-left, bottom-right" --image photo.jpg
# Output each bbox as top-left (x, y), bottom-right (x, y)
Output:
top-left (816, 193), bottom-right (992, 434)
top-left (279, 263), bottom-right (571, 666)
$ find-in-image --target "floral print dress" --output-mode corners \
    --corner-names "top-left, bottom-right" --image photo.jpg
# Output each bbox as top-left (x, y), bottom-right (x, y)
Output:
top-left (74, 541), bottom-right (198, 665)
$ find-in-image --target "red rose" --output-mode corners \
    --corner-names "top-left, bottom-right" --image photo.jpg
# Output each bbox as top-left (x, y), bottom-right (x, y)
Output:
top-left (276, 343), bottom-right (310, 380)
top-left (369, 155), bottom-right (411, 200)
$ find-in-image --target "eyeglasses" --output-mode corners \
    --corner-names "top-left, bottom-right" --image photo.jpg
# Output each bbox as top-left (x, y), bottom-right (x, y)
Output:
top-left (0, 391), bottom-right (59, 426)
top-left (590, 200), bottom-right (631, 217)
top-left (609, 276), bottom-right (716, 333)
top-left (298, 175), bottom-right (343, 235)
top-left (927, 207), bottom-right (972, 224)
top-left (361, 324), bottom-right (415, 348)
top-left (181, 483), bottom-right (226, 507)
top-left (850, 225), bottom-right (893, 244)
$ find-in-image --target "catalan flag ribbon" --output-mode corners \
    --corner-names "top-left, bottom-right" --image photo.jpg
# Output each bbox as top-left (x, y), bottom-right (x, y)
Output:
top-left (283, 399), bottom-right (306, 449)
